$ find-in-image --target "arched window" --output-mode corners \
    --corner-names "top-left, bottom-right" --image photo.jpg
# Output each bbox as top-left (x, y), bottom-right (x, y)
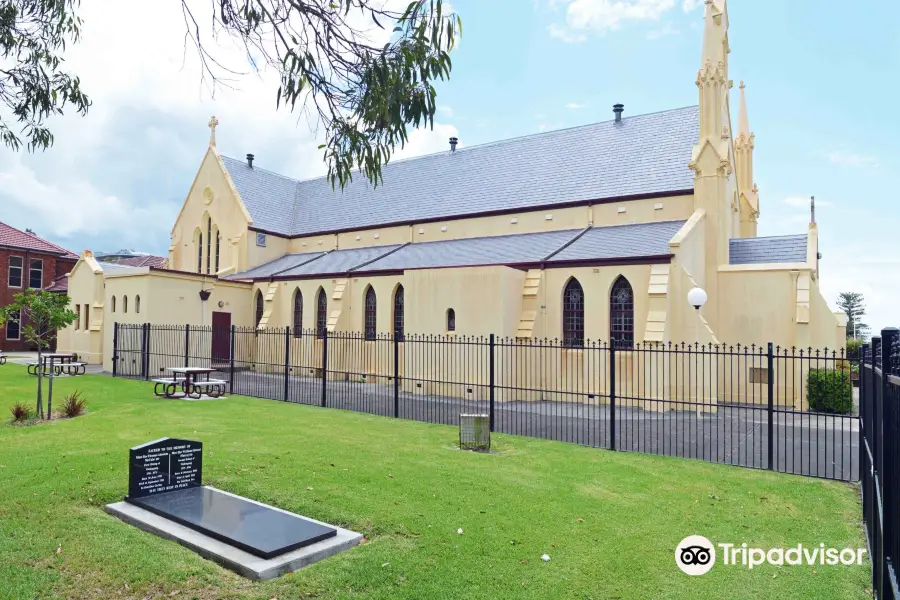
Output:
top-left (446, 308), bottom-right (456, 332)
top-left (123, 295), bottom-right (128, 314)
top-left (197, 232), bottom-right (203, 274)
top-left (610, 276), bottom-right (634, 349)
top-left (215, 229), bottom-right (221, 274)
top-left (316, 288), bottom-right (327, 339)
top-left (393, 285), bottom-right (404, 340)
top-left (292, 289), bottom-right (303, 337)
top-left (111, 296), bottom-right (117, 313)
top-left (255, 290), bottom-right (264, 328)
top-left (135, 295), bottom-right (141, 314)
top-left (364, 287), bottom-right (377, 340)
top-left (206, 217), bottom-right (212, 274)
top-left (562, 278), bottom-right (584, 348)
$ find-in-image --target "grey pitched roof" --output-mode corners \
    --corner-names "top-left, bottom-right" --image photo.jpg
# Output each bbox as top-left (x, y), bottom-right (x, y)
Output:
top-left (364, 229), bottom-right (581, 271)
top-left (729, 235), bottom-right (808, 265)
top-left (552, 220), bottom-right (685, 262)
top-left (220, 155), bottom-right (299, 233)
top-left (220, 106), bottom-right (698, 237)
top-left (231, 220), bottom-right (684, 280)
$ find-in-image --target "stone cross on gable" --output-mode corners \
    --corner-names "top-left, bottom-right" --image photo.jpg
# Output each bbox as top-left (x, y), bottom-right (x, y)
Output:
top-left (208, 116), bottom-right (219, 147)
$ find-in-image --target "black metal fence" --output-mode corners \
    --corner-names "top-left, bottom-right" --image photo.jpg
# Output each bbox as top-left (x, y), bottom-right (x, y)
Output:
top-left (860, 328), bottom-right (900, 600)
top-left (112, 323), bottom-right (860, 482)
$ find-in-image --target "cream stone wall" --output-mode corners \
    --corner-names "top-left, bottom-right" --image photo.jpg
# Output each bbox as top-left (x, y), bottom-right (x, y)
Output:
top-left (56, 253), bottom-right (106, 364)
top-left (291, 195), bottom-right (694, 256)
top-left (169, 149), bottom-right (253, 275)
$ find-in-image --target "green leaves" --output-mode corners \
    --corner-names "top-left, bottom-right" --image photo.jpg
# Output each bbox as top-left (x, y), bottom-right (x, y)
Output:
top-left (0, 0), bottom-right (91, 152)
top-left (210, 0), bottom-right (460, 189)
top-left (0, 289), bottom-right (78, 350)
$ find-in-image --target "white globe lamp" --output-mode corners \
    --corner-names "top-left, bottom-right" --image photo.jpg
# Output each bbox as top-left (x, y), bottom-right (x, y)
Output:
top-left (688, 287), bottom-right (708, 311)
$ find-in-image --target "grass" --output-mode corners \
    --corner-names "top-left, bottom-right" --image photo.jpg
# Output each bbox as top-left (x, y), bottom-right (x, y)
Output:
top-left (0, 365), bottom-right (869, 599)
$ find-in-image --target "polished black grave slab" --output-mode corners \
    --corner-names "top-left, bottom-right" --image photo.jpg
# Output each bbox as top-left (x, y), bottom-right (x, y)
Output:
top-left (126, 486), bottom-right (337, 559)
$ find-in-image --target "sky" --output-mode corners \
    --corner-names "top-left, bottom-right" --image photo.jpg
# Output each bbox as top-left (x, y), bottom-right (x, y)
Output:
top-left (0, 0), bottom-right (897, 334)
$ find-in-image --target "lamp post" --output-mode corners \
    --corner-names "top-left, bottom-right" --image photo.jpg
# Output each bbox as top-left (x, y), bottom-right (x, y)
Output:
top-left (688, 287), bottom-right (707, 311)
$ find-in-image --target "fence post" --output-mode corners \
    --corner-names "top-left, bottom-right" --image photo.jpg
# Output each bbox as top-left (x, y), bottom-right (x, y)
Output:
top-left (228, 325), bottom-right (236, 395)
top-left (284, 326), bottom-right (291, 402)
top-left (393, 332), bottom-right (400, 418)
top-left (489, 334), bottom-right (495, 432)
top-left (767, 342), bottom-right (774, 471)
top-left (184, 324), bottom-right (190, 368)
top-left (321, 332), bottom-right (328, 408)
top-left (144, 323), bottom-right (152, 381)
top-left (880, 327), bottom-right (899, 596)
top-left (139, 323), bottom-right (148, 380)
top-left (610, 342), bottom-right (616, 451)
top-left (112, 323), bottom-right (119, 378)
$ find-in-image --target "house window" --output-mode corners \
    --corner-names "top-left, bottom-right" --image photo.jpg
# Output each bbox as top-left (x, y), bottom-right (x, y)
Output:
top-left (84, 305), bottom-right (90, 329)
top-left (316, 288), bottom-right (327, 339)
top-left (256, 232), bottom-right (267, 247)
top-left (206, 217), bottom-right (212, 274)
top-left (215, 230), bottom-right (221, 273)
top-left (5, 310), bottom-right (20, 340)
top-left (123, 295), bottom-right (128, 314)
top-left (446, 308), bottom-right (456, 332)
top-left (197, 233), bottom-right (203, 274)
top-left (8, 256), bottom-right (22, 288)
top-left (135, 295), bottom-right (141, 314)
top-left (393, 285), bottom-right (404, 340)
top-left (563, 278), bottom-right (584, 348)
top-left (75, 304), bottom-right (81, 330)
top-left (293, 289), bottom-right (303, 337)
top-left (255, 290), bottom-right (264, 328)
top-left (364, 287), bottom-right (377, 340)
top-left (29, 259), bottom-right (43, 289)
top-left (111, 296), bottom-right (116, 313)
top-left (610, 276), bottom-right (634, 349)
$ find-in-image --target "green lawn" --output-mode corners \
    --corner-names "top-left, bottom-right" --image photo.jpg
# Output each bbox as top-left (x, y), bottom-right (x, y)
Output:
top-left (0, 365), bottom-right (869, 599)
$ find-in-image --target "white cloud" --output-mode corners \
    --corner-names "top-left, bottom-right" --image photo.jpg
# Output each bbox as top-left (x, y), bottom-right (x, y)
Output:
top-left (437, 105), bottom-right (455, 117)
top-left (646, 23), bottom-right (680, 39)
top-left (548, 0), bottom-right (677, 41)
top-left (565, 102), bottom-right (586, 109)
top-left (681, 0), bottom-right (703, 11)
top-left (827, 151), bottom-right (879, 168)
top-left (0, 0), bottom-right (456, 255)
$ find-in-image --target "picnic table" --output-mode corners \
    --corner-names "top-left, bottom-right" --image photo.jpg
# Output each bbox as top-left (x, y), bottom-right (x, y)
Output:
top-left (27, 353), bottom-right (85, 376)
top-left (152, 367), bottom-right (227, 399)
top-left (0, 353), bottom-right (6, 365)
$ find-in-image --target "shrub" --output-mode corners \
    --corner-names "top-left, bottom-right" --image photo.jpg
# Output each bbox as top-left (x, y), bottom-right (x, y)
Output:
top-left (846, 338), bottom-right (863, 360)
top-left (10, 402), bottom-right (32, 422)
top-left (61, 391), bottom-right (87, 418)
top-left (807, 369), bottom-right (853, 414)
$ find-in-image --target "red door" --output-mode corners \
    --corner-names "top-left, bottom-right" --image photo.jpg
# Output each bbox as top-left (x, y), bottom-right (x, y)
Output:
top-left (211, 311), bottom-right (231, 364)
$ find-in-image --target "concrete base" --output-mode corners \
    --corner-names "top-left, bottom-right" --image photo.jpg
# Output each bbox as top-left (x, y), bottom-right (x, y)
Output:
top-left (105, 486), bottom-right (363, 580)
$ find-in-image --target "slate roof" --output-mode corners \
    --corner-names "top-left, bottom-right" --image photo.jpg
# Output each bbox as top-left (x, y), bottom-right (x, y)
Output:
top-left (0, 221), bottom-right (77, 258)
top-left (230, 220), bottom-right (685, 280)
top-left (220, 106), bottom-right (698, 237)
top-left (729, 235), bottom-right (808, 265)
top-left (45, 274), bottom-right (69, 293)
top-left (107, 255), bottom-right (169, 268)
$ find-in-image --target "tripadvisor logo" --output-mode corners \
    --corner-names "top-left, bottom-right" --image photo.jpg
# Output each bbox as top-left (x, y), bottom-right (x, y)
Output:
top-left (675, 536), bottom-right (867, 576)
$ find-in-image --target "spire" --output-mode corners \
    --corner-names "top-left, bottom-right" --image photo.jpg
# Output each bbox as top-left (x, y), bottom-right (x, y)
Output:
top-left (810, 196), bottom-right (816, 225)
top-left (695, 0), bottom-right (730, 142)
top-left (208, 116), bottom-right (219, 148)
top-left (700, 0), bottom-right (727, 71)
top-left (737, 81), bottom-right (750, 138)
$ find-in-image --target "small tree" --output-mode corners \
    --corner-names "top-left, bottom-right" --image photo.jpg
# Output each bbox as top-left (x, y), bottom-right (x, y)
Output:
top-left (0, 290), bottom-right (77, 419)
top-left (837, 292), bottom-right (870, 340)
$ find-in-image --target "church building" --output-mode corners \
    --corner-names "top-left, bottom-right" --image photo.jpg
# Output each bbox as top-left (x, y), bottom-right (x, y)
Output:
top-left (58, 0), bottom-right (845, 378)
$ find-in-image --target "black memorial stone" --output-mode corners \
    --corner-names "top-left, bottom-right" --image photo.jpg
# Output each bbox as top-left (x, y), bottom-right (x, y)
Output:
top-left (128, 486), bottom-right (337, 559)
top-left (127, 438), bottom-right (202, 499)
top-left (124, 438), bottom-right (337, 559)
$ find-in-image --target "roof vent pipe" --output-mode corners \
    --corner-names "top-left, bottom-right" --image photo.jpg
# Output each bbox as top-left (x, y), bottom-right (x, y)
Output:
top-left (449, 137), bottom-right (458, 152)
top-left (246, 153), bottom-right (255, 168)
top-left (613, 104), bottom-right (624, 123)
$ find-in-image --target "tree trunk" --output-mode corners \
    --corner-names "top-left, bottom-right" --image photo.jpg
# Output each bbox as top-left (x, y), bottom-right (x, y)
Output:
top-left (36, 347), bottom-right (44, 419)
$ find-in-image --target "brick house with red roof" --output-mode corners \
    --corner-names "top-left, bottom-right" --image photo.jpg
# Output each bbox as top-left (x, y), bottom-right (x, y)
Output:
top-left (0, 221), bottom-right (78, 352)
